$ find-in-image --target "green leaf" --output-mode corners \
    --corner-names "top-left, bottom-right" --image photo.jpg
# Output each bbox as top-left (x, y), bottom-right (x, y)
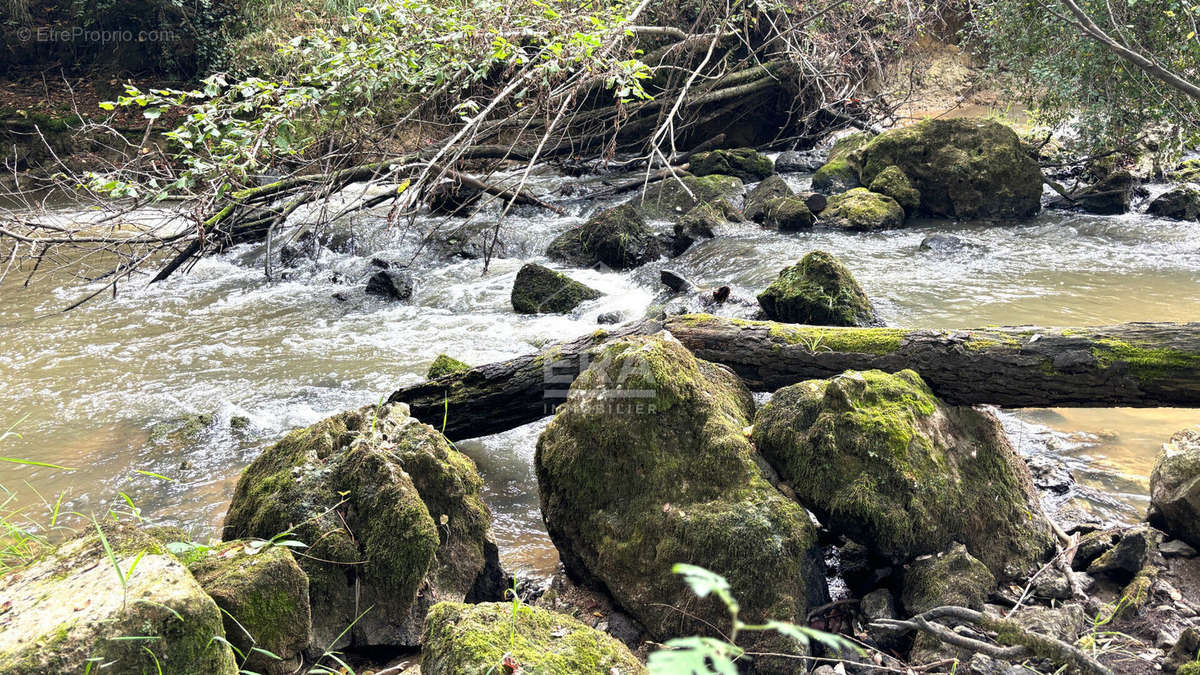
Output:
top-left (647, 636), bottom-right (742, 675)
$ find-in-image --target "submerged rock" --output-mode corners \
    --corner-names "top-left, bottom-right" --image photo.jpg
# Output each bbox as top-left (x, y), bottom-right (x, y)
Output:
top-left (812, 132), bottom-right (868, 194)
top-left (222, 403), bottom-right (502, 650)
top-left (0, 523), bottom-right (237, 674)
top-left (536, 335), bottom-right (827, 666)
top-left (1148, 185), bottom-right (1200, 221)
top-left (901, 543), bottom-right (995, 615)
top-left (1151, 428), bottom-right (1200, 550)
top-left (752, 369), bottom-right (1055, 579)
top-left (421, 601), bottom-right (645, 674)
top-left (1078, 170), bottom-right (1134, 214)
top-left (547, 204), bottom-right (662, 269)
top-left (918, 234), bottom-right (969, 253)
top-left (858, 119), bottom-right (1043, 218)
top-left (629, 174), bottom-right (744, 221)
top-left (760, 196), bottom-right (815, 230)
top-left (511, 263), bottom-right (603, 314)
top-left (756, 251), bottom-right (878, 326)
top-left (428, 354), bottom-right (471, 379)
top-left (188, 541), bottom-right (312, 675)
top-left (820, 188), bottom-right (905, 231)
top-left (365, 269), bottom-right (415, 301)
top-left (688, 147), bottom-right (773, 182)
top-left (744, 174), bottom-right (793, 221)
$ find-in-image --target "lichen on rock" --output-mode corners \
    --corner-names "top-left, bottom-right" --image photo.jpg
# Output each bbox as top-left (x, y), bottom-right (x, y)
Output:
top-left (222, 402), bottom-right (501, 650)
top-left (421, 601), bottom-right (645, 675)
top-left (756, 251), bottom-right (878, 326)
top-left (820, 188), bottom-right (905, 231)
top-left (752, 369), bottom-right (1055, 580)
top-left (535, 334), bottom-right (827, 667)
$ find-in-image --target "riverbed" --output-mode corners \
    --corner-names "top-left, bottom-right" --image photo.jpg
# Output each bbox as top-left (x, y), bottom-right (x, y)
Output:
top-left (1, 166), bottom-right (1198, 578)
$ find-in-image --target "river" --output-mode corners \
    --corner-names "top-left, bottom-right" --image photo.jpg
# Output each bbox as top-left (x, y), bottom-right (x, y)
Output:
top-left (1, 166), bottom-right (1198, 579)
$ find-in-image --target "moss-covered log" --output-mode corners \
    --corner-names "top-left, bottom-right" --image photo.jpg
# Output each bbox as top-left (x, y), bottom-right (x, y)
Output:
top-left (389, 314), bottom-right (1200, 440)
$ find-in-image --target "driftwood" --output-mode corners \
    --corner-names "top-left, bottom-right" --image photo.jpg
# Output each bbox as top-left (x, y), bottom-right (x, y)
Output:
top-left (390, 314), bottom-right (1200, 440)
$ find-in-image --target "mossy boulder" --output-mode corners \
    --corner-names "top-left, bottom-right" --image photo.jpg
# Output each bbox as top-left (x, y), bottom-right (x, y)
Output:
top-left (677, 199), bottom-right (740, 239)
top-left (511, 263), bottom-right (603, 314)
top-left (188, 541), bottom-right (311, 674)
top-left (1150, 428), bottom-right (1200, 550)
top-left (629, 174), bottom-right (744, 221)
top-left (428, 354), bottom-right (471, 379)
top-left (761, 196), bottom-right (815, 230)
top-left (752, 369), bottom-right (1055, 580)
top-left (1170, 159), bottom-right (1200, 183)
top-left (744, 174), bottom-right (793, 222)
top-left (811, 133), bottom-right (868, 194)
top-left (867, 165), bottom-right (920, 214)
top-left (0, 523), bottom-right (237, 674)
top-left (1148, 185), bottom-right (1200, 221)
top-left (536, 335), bottom-right (827, 666)
top-left (1078, 170), bottom-right (1134, 215)
top-left (689, 147), bottom-right (773, 182)
top-left (756, 251), bottom-right (878, 326)
top-left (547, 204), bottom-right (662, 269)
top-left (421, 602), bottom-right (645, 675)
top-left (820, 188), bottom-right (905, 231)
top-left (222, 402), bottom-right (502, 650)
top-left (901, 543), bottom-right (995, 615)
top-left (858, 119), bottom-right (1043, 219)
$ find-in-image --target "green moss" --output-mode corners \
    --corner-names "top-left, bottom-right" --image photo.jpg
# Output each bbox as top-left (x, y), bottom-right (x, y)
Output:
top-left (689, 147), bottom-right (773, 182)
top-left (867, 165), bottom-right (920, 213)
top-left (1178, 662), bottom-right (1200, 675)
top-left (511, 263), bottom-right (603, 314)
top-left (756, 251), bottom-right (878, 326)
top-left (753, 369), bottom-right (1054, 578)
top-left (546, 204), bottom-right (661, 269)
top-left (149, 412), bottom-right (215, 446)
top-left (422, 602), bottom-right (645, 674)
top-left (760, 196), bottom-right (815, 230)
top-left (821, 188), bottom-right (905, 231)
top-left (1091, 337), bottom-right (1200, 382)
top-left (811, 133), bottom-right (868, 193)
top-left (901, 543), bottom-right (995, 614)
top-left (630, 174), bottom-right (743, 221)
top-left (744, 174), bottom-right (794, 222)
top-left (428, 354), bottom-right (471, 379)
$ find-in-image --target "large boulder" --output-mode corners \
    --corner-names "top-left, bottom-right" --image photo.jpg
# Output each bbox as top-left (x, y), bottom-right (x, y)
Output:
top-left (1077, 170), bottom-right (1134, 215)
top-left (1148, 185), bottom-right (1200, 221)
top-left (222, 402), bottom-right (502, 651)
top-left (857, 119), bottom-right (1043, 219)
top-left (629, 174), bottom-right (744, 221)
top-left (761, 196), bottom-right (815, 230)
top-left (689, 147), bottom-right (773, 182)
top-left (820, 188), bottom-right (905, 231)
top-left (536, 335), bottom-right (827, 664)
top-left (547, 204), bottom-right (662, 269)
top-left (744, 174), bottom-right (793, 221)
top-left (756, 251), bottom-right (879, 326)
top-left (511, 263), bottom-right (603, 314)
top-left (752, 369), bottom-right (1056, 579)
top-left (0, 523), bottom-right (237, 674)
top-left (421, 602), bottom-right (645, 674)
top-left (188, 541), bottom-right (311, 675)
top-left (812, 132), bottom-right (868, 194)
top-left (1150, 427), bottom-right (1200, 549)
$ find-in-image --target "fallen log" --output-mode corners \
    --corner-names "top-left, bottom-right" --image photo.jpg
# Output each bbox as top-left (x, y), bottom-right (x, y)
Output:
top-left (390, 314), bottom-right (1200, 440)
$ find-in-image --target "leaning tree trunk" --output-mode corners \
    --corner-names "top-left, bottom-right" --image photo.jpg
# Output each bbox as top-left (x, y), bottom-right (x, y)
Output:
top-left (390, 314), bottom-right (1200, 440)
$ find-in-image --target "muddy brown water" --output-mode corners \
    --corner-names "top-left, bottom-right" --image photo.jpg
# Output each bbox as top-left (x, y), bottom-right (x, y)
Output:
top-left (1, 170), bottom-right (1198, 578)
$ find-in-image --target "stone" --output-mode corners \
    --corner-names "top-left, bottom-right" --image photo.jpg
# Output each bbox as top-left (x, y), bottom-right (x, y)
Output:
top-left (536, 335), bottom-right (827, 668)
top-left (820, 188), bottom-right (905, 231)
top-left (1078, 170), bottom-right (1134, 215)
top-left (756, 251), bottom-right (879, 326)
top-left (1151, 427), bottom-right (1200, 549)
top-left (918, 234), bottom-right (969, 253)
top-left (426, 179), bottom-right (484, 216)
top-left (858, 119), bottom-right (1043, 219)
top-left (1148, 185), bottom-right (1200, 221)
top-left (867, 165), bottom-right (920, 214)
top-left (1170, 159), bottom-right (1200, 183)
top-left (775, 150), bottom-right (826, 173)
top-left (421, 601), bottom-right (645, 674)
top-left (901, 544), bottom-right (995, 615)
top-left (428, 354), bottom-right (470, 379)
top-left (1166, 627), bottom-right (1200, 673)
top-left (547, 204), bottom-right (663, 269)
top-left (0, 523), bottom-right (237, 674)
top-left (753, 369), bottom-right (1056, 580)
top-left (629, 174), bottom-right (744, 221)
top-left (1007, 604), bottom-right (1087, 643)
top-left (510, 263), bottom-right (603, 314)
top-left (222, 403), bottom-right (503, 650)
top-left (812, 133), bottom-right (869, 194)
top-left (659, 269), bottom-right (695, 293)
top-left (187, 541), bottom-right (311, 675)
top-left (365, 270), bottom-right (414, 301)
top-left (597, 311), bottom-right (624, 325)
top-left (689, 147), bottom-right (773, 182)
top-left (760, 196), bottom-right (815, 230)
top-left (1087, 525), bottom-right (1162, 579)
top-left (744, 174), bottom-right (793, 222)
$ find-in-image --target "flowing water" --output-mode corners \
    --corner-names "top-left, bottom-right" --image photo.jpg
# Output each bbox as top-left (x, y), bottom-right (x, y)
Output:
top-left (1, 168), bottom-right (1198, 579)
